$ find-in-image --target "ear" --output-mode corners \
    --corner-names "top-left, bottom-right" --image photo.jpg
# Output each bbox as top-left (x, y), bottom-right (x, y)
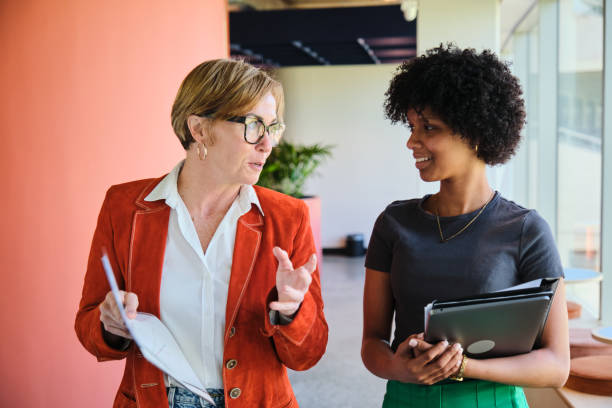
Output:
top-left (187, 115), bottom-right (206, 144)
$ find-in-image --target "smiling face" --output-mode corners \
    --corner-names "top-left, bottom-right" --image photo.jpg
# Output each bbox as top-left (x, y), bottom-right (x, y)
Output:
top-left (203, 91), bottom-right (280, 186)
top-left (406, 108), bottom-right (479, 182)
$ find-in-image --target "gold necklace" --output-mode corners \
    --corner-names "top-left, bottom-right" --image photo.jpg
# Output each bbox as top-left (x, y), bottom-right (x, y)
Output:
top-left (435, 191), bottom-right (494, 243)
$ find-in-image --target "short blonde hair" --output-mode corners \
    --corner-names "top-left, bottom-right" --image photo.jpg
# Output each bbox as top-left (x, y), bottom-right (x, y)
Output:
top-left (171, 59), bottom-right (285, 149)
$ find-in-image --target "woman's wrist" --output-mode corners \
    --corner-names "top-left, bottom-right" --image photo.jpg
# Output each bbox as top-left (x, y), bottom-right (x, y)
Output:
top-left (101, 323), bottom-right (131, 351)
top-left (449, 354), bottom-right (468, 381)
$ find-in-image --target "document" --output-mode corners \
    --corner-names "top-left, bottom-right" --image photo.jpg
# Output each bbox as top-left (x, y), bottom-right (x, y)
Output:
top-left (101, 253), bottom-right (216, 405)
top-left (424, 278), bottom-right (559, 358)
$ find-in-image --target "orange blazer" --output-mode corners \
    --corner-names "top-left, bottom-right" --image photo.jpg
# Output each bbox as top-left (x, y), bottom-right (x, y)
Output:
top-left (75, 177), bottom-right (328, 408)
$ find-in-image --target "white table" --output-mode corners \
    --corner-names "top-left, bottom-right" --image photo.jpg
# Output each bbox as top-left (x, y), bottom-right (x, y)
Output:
top-left (564, 268), bottom-right (602, 284)
top-left (592, 326), bottom-right (612, 345)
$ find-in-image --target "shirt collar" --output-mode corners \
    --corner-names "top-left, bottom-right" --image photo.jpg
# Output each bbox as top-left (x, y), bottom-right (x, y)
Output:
top-left (144, 160), bottom-right (264, 216)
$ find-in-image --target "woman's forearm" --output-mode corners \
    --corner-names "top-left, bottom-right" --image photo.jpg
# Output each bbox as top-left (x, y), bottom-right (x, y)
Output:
top-left (361, 338), bottom-right (400, 381)
top-left (465, 348), bottom-right (570, 387)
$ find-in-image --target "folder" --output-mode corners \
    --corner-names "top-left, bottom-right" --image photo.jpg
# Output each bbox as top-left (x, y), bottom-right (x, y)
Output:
top-left (424, 278), bottom-right (559, 358)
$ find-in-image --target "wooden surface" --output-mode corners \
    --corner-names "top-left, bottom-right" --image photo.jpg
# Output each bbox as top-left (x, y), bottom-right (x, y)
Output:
top-left (566, 356), bottom-right (612, 396)
top-left (557, 386), bottom-right (612, 407)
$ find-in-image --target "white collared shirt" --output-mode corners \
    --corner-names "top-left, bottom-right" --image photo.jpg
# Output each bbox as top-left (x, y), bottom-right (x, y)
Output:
top-left (145, 160), bottom-right (263, 389)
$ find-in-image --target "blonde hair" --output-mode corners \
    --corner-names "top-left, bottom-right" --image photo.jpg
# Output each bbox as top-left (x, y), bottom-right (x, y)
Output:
top-left (171, 59), bottom-right (285, 149)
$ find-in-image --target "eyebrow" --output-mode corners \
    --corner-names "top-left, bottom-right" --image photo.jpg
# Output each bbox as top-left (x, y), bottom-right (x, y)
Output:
top-left (419, 114), bottom-right (442, 123)
top-left (245, 113), bottom-right (279, 125)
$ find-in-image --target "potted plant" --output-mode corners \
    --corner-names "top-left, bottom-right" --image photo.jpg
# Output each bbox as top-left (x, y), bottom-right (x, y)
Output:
top-left (258, 140), bottom-right (333, 261)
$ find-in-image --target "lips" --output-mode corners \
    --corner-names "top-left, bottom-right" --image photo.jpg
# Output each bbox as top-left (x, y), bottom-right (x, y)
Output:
top-left (414, 155), bottom-right (432, 170)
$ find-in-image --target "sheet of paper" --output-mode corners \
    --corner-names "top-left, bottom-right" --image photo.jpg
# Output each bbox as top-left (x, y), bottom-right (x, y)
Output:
top-left (101, 253), bottom-right (215, 405)
top-left (493, 278), bottom-right (543, 292)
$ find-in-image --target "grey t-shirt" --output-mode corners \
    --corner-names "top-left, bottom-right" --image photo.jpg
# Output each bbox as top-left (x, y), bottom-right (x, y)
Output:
top-left (365, 192), bottom-right (563, 351)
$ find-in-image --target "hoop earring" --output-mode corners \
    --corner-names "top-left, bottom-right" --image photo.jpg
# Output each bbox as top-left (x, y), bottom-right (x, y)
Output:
top-left (196, 143), bottom-right (208, 161)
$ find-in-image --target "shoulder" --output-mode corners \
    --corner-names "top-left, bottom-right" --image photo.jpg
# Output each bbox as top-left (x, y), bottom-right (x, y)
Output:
top-left (495, 196), bottom-right (549, 229)
top-left (371, 198), bottom-right (423, 235)
top-left (376, 198), bottom-right (421, 222)
top-left (102, 176), bottom-right (166, 214)
top-left (383, 198), bottom-right (420, 214)
top-left (494, 195), bottom-right (531, 216)
top-left (253, 185), bottom-right (307, 217)
top-left (490, 195), bottom-right (555, 239)
top-left (106, 177), bottom-right (161, 199)
top-left (489, 195), bottom-right (533, 226)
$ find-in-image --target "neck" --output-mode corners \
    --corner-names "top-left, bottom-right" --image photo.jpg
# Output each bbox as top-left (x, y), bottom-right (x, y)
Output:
top-left (177, 155), bottom-right (241, 218)
top-left (433, 167), bottom-right (492, 217)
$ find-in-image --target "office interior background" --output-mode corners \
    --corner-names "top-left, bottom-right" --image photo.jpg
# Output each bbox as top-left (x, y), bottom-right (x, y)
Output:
top-left (1, 0), bottom-right (611, 406)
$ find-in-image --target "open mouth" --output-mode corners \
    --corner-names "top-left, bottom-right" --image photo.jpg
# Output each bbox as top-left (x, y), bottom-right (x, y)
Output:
top-left (415, 157), bottom-right (431, 163)
top-left (250, 162), bottom-right (264, 169)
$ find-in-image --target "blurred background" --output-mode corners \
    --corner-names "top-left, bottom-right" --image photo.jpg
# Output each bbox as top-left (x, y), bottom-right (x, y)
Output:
top-left (1, 0), bottom-right (610, 406)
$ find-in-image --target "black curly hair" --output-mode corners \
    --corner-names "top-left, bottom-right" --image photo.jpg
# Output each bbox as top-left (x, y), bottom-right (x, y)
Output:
top-left (384, 44), bottom-right (526, 165)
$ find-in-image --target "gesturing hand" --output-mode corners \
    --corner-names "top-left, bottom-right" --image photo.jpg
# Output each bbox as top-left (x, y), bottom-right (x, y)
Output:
top-left (269, 246), bottom-right (317, 317)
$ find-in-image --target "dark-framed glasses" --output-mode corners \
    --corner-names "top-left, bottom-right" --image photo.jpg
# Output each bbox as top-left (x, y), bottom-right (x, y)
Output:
top-left (202, 114), bottom-right (285, 146)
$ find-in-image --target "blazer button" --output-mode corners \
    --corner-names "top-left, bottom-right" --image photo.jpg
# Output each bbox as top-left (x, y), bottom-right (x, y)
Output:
top-left (226, 359), bottom-right (237, 369)
top-left (229, 326), bottom-right (236, 337)
top-left (229, 387), bottom-right (241, 399)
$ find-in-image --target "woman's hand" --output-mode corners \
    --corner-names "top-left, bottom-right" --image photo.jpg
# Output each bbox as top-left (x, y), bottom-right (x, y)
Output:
top-left (409, 332), bottom-right (458, 359)
top-left (269, 246), bottom-right (316, 317)
top-left (99, 290), bottom-right (139, 339)
top-left (391, 335), bottom-right (464, 385)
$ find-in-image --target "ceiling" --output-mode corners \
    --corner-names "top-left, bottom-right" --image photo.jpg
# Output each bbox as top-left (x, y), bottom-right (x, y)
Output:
top-left (229, 1), bottom-right (416, 67)
top-left (229, 0), bottom-right (402, 11)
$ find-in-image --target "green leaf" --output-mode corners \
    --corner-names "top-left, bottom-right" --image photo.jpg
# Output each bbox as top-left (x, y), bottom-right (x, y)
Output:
top-left (256, 141), bottom-right (334, 198)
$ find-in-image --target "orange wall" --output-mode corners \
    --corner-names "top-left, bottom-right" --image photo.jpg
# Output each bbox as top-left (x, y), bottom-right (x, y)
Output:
top-left (0, 1), bottom-right (227, 406)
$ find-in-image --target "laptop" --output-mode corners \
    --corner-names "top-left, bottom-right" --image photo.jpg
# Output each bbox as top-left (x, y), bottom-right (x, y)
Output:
top-left (424, 278), bottom-right (559, 358)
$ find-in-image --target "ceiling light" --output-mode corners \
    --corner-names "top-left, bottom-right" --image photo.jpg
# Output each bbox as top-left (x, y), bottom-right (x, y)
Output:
top-left (401, 0), bottom-right (418, 22)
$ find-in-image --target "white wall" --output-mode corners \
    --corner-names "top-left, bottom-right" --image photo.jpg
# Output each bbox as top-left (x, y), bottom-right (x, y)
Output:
top-left (418, 0), bottom-right (501, 54)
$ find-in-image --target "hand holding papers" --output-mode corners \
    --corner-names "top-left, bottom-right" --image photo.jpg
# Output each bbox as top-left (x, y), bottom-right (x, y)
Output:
top-left (101, 253), bottom-right (216, 405)
top-left (424, 278), bottom-right (559, 359)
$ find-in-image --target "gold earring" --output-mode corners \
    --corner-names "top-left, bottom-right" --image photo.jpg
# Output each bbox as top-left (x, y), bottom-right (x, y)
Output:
top-left (196, 143), bottom-right (207, 160)
top-left (475, 144), bottom-right (479, 153)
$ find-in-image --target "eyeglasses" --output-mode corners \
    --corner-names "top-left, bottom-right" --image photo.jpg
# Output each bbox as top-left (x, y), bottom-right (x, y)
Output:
top-left (201, 114), bottom-right (285, 147)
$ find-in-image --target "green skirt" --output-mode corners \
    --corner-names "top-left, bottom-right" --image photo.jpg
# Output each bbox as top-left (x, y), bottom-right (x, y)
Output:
top-left (382, 379), bottom-right (529, 408)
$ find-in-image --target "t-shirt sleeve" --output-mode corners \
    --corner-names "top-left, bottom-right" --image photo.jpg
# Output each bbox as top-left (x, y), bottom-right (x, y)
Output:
top-left (518, 210), bottom-right (564, 282)
top-left (365, 211), bottom-right (393, 273)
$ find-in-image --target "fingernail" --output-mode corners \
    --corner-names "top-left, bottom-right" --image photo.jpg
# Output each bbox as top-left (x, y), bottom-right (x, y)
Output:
top-left (453, 343), bottom-right (461, 351)
top-left (442, 340), bottom-right (449, 346)
top-left (408, 339), bottom-right (417, 347)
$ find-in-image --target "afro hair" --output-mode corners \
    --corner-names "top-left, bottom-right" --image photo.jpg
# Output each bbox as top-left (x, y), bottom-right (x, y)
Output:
top-left (384, 44), bottom-right (526, 165)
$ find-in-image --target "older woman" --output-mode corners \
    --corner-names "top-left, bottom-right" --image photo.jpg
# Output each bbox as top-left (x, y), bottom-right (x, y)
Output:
top-left (361, 45), bottom-right (569, 407)
top-left (75, 59), bottom-right (328, 408)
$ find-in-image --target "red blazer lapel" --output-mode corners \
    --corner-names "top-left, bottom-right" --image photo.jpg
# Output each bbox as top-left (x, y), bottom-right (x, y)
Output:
top-left (128, 182), bottom-right (170, 318)
top-left (224, 205), bottom-right (264, 341)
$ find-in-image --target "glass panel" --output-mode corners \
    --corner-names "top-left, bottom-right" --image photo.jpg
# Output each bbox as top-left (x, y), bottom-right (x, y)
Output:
top-left (527, 22), bottom-right (539, 211)
top-left (501, 3), bottom-right (539, 209)
top-left (557, 0), bottom-right (603, 316)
